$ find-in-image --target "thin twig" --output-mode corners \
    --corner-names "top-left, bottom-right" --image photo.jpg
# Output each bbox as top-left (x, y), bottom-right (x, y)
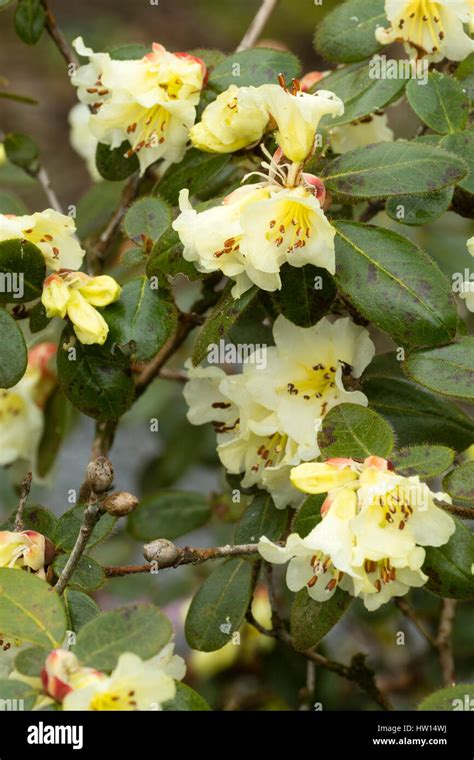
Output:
top-left (40, 0), bottom-right (79, 68)
top-left (436, 500), bottom-right (474, 520)
top-left (105, 542), bottom-right (261, 576)
top-left (436, 599), bottom-right (457, 687)
top-left (90, 174), bottom-right (141, 273)
top-left (37, 166), bottom-right (64, 214)
top-left (236, 0), bottom-right (279, 51)
top-left (14, 472), bottom-right (32, 532)
top-left (394, 597), bottom-right (437, 648)
top-left (54, 494), bottom-right (102, 594)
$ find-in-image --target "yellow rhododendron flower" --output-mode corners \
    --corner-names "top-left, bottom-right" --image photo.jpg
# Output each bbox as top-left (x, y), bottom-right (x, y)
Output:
top-left (0, 210), bottom-right (85, 271)
top-left (0, 530), bottom-right (45, 573)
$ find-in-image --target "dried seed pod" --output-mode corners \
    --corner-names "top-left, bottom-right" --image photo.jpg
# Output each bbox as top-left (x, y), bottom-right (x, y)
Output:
top-left (143, 538), bottom-right (179, 566)
top-left (102, 491), bottom-right (138, 516)
top-left (86, 456), bottom-right (114, 493)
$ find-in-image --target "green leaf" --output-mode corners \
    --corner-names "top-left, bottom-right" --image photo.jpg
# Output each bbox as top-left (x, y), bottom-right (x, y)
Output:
top-left (185, 558), bottom-right (255, 652)
top-left (73, 604), bottom-right (172, 671)
top-left (316, 61), bottom-right (406, 129)
top-left (443, 462), bottom-right (474, 505)
top-left (290, 588), bottom-right (352, 652)
top-left (322, 142), bottom-right (467, 199)
top-left (418, 684), bottom-right (474, 711)
top-left (4, 132), bottom-right (39, 173)
top-left (0, 309), bottom-right (27, 388)
top-left (103, 276), bottom-right (177, 363)
top-left (424, 516), bottom-right (474, 599)
top-left (37, 388), bottom-right (72, 478)
top-left (314, 0), bottom-right (384, 63)
top-left (14, 0), bottom-right (45, 45)
top-left (76, 181), bottom-right (125, 239)
top-left (14, 646), bottom-right (48, 677)
top-left (405, 338), bottom-right (474, 401)
top-left (318, 403), bottom-right (395, 459)
top-left (234, 492), bottom-right (287, 543)
top-left (64, 589), bottom-right (100, 632)
top-left (385, 188), bottom-right (453, 226)
top-left (0, 238), bottom-right (46, 303)
top-left (158, 149), bottom-right (231, 205)
top-left (0, 189), bottom-right (29, 214)
top-left (147, 226), bottom-right (200, 281)
top-left (163, 681), bottom-right (211, 711)
top-left (440, 131), bottom-right (474, 195)
top-left (54, 506), bottom-right (116, 552)
top-left (108, 43), bottom-right (149, 60)
top-left (292, 495), bottom-right (324, 537)
top-left (391, 445), bottom-right (455, 478)
top-left (122, 196), bottom-right (171, 248)
top-left (192, 285), bottom-right (258, 366)
top-left (333, 221), bottom-right (457, 349)
top-left (0, 504), bottom-right (57, 540)
top-left (128, 489), bottom-right (210, 541)
top-left (57, 327), bottom-right (135, 421)
top-left (456, 53), bottom-right (474, 103)
top-left (53, 554), bottom-right (105, 592)
top-left (267, 264), bottom-right (336, 327)
top-left (0, 568), bottom-right (67, 648)
top-left (29, 300), bottom-right (51, 333)
top-left (95, 140), bottom-right (139, 181)
top-left (0, 679), bottom-right (37, 710)
top-left (362, 354), bottom-right (474, 451)
top-left (406, 72), bottom-right (469, 134)
top-left (207, 48), bottom-right (300, 92)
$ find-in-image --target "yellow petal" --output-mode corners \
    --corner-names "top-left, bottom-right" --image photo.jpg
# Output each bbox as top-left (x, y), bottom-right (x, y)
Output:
top-left (67, 289), bottom-right (109, 345)
top-left (41, 276), bottom-right (70, 318)
top-left (290, 461), bottom-right (357, 494)
top-left (76, 275), bottom-right (121, 307)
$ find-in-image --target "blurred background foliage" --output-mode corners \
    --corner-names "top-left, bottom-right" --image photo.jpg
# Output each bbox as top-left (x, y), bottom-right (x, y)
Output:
top-left (0, 0), bottom-right (473, 711)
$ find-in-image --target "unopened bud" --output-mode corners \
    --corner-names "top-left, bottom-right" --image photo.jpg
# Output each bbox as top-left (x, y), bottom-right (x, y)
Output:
top-left (86, 456), bottom-right (114, 493)
top-left (143, 538), bottom-right (179, 566)
top-left (44, 537), bottom-right (56, 566)
top-left (102, 491), bottom-right (138, 516)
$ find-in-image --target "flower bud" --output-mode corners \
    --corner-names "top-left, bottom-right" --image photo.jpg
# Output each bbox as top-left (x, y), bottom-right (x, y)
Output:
top-left (290, 460), bottom-right (358, 494)
top-left (86, 456), bottom-right (114, 493)
top-left (102, 491), bottom-right (138, 516)
top-left (143, 538), bottom-right (179, 566)
top-left (41, 274), bottom-right (70, 318)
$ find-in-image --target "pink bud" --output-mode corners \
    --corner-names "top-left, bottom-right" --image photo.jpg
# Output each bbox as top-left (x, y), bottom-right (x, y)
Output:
top-left (364, 456), bottom-right (389, 471)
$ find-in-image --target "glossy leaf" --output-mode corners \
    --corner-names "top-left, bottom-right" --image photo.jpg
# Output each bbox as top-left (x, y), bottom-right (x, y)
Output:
top-left (405, 338), bottom-right (474, 401)
top-left (318, 403), bottom-right (395, 459)
top-left (0, 238), bottom-right (46, 304)
top-left (95, 140), bottom-right (139, 181)
top-left (406, 72), bottom-right (469, 134)
top-left (235, 492), bottom-right (288, 543)
top-left (424, 517), bottom-right (474, 599)
top-left (291, 588), bottom-right (352, 651)
top-left (0, 309), bottom-right (27, 388)
top-left (313, 0), bottom-right (384, 63)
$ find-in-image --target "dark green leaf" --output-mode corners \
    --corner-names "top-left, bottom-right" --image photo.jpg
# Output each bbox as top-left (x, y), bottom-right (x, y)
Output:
top-left (4, 132), bottom-right (39, 172)
top-left (108, 43), bottom-right (149, 60)
top-left (418, 684), bottom-right (474, 711)
top-left (104, 276), bottom-right (178, 363)
top-left (318, 403), bottom-right (395, 459)
top-left (122, 196), bottom-right (171, 248)
top-left (292, 495), bottom-right (324, 537)
top-left (147, 226), bottom-right (201, 282)
top-left (235, 492), bottom-right (287, 543)
top-left (54, 505), bottom-right (116, 552)
top-left (74, 604), bottom-right (172, 671)
top-left (268, 264), bottom-right (336, 327)
top-left (291, 588), bottom-right (352, 651)
top-left (14, 0), bottom-right (45, 45)
top-left (163, 681), bottom-right (211, 711)
top-left (443, 462), bottom-right (474, 505)
top-left (64, 589), bottom-right (100, 632)
top-left (53, 554), bottom-right (105, 591)
top-left (57, 327), bottom-right (135, 421)
top-left (0, 679), bottom-right (37, 710)
top-left (440, 131), bottom-right (474, 195)
top-left (95, 140), bottom-right (139, 181)
top-left (29, 300), bottom-right (51, 333)
top-left (128, 489), bottom-right (210, 541)
top-left (322, 142), bottom-right (467, 199)
top-left (0, 238), bottom-right (46, 303)
top-left (0, 568), bottom-right (67, 648)
top-left (405, 338), bottom-right (474, 401)
top-left (314, 0), bottom-right (384, 63)
top-left (333, 221), bottom-right (457, 349)
top-left (192, 285), bottom-right (258, 366)
top-left (424, 516), bottom-right (474, 599)
top-left (37, 388), bottom-right (72, 478)
top-left (0, 309), bottom-right (27, 388)
top-left (0, 504), bottom-right (57, 540)
top-left (207, 48), bottom-right (300, 92)
top-left (14, 646), bottom-right (48, 677)
top-left (362, 354), bottom-right (474, 450)
top-left (385, 188), bottom-right (453, 226)
top-left (406, 72), bottom-right (469, 134)
top-left (158, 149), bottom-right (231, 205)
top-left (185, 558), bottom-right (255, 652)
top-left (391, 445), bottom-right (454, 478)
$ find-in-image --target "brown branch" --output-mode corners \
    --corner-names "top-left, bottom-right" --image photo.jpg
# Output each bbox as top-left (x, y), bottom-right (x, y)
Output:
top-left (236, 0), bottom-right (279, 51)
top-left (436, 499), bottom-right (474, 520)
top-left (54, 493), bottom-right (102, 594)
top-left (14, 472), bottom-right (32, 532)
top-left (394, 597), bottom-right (437, 648)
top-left (40, 1), bottom-right (79, 68)
top-left (104, 541), bottom-right (260, 576)
top-left (436, 599), bottom-right (457, 687)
